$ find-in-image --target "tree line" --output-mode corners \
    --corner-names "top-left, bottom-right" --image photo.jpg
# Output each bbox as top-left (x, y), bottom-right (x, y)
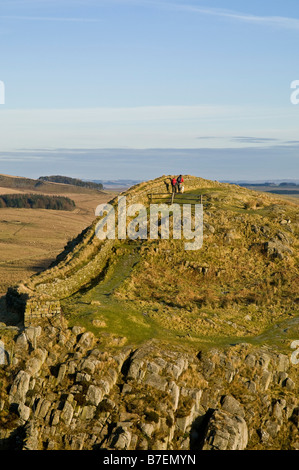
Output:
top-left (0, 193), bottom-right (76, 211)
top-left (38, 175), bottom-right (103, 190)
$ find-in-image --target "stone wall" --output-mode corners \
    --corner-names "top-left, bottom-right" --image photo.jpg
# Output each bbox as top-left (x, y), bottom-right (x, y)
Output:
top-left (5, 287), bottom-right (61, 327)
top-left (23, 299), bottom-right (61, 327)
top-left (4, 175), bottom-right (226, 327)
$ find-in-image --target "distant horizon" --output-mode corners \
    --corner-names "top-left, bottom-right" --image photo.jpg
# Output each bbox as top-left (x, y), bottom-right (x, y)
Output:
top-left (1, 170), bottom-right (299, 186)
top-left (0, 145), bottom-right (298, 182)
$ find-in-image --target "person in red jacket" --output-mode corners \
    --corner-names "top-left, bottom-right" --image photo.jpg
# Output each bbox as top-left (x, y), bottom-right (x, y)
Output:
top-left (171, 177), bottom-right (177, 193)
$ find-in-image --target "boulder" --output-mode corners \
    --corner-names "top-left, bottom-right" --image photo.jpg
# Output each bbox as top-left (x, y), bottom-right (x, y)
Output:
top-left (77, 331), bottom-right (94, 350)
top-left (18, 403), bottom-right (31, 421)
top-left (25, 348), bottom-right (48, 377)
top-left (23, 421), bottom-right (40, 450)
top-left (80, 358), bottom-right (97, 375)
top-left (15, 332), bottom-right (29, 350)
top-left (144, 373), bottom-right (167, 391)
top-left (277, 354), bottom-right (289, 372)
top-left (35, 398), bottom-right (51, 419)
top-left (86, 385), bottom-right (103, 406)
top-left (113, 428), bottom-right (132, 450)
top-left (260, 370), bottom-right (272, 391)
top-left (56, 363), bottom-right (67, 384)
top-left (81, 405), bottom-right (96, 420)
top-left (61, 401), bottom-right (74, 426)
top-left (169, 381), bottom-right (180, 410)
top-left (9, 370), bottom-right (31, 404)
top-left (127, 360), bottom-right (144, 380)
top-left (264, 240), bottom-right (293, 259)
top-left (202, 409), bottom-right (248, 450)
top-left (25, 326), bottom-right (42, 346)
top-left (221, 395), bottom-right (245, 418)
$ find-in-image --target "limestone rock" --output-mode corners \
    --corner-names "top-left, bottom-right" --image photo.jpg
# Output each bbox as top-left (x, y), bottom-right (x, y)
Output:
top-left (86, 385), bottom-right (103, 406)
top-left (283, 378), bottom-right (295, 391)
top-left (202, 409), bottom-right (248, 450)
top-left (23, 421), bottom-right (40, 450)
top-left (61, 401), bottom-right (74, 426)
top-left (144, 373), bottom-right (167, 391)
top-left (56, 363), bottom-right (67, 384)
top-left (139, 422), bottom-right (155, 438)
top-left (127, 359), bottom-right (144, 380)
top-left (35, 398), bottom-right (52, 419)
top-left (221, 395), bottom-right (245, 418)
top-left (264, 240), bottom-right (293, 259)
top-left (15, 332), bottom-right (29, 350)
top-left (112, 428), bottom-right (132, 450)
top-left (260, 370), bottom-right (272, 391)
top-left (277, 354), bottom-right (289, 372)
top-left (18, 402), bottom-right (31, 421)
top-left (77, 331), bottom-right (94, 350)
top-left (9, 370), bottom-right (31, 404)
top-left (169, 381), bottom-right (180, 410)
top-left (81, 405), bottom-right (96, 420)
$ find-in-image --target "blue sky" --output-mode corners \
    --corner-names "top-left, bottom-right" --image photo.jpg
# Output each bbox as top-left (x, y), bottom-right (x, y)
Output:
top-left (0, 0), bottom-right (299, 181)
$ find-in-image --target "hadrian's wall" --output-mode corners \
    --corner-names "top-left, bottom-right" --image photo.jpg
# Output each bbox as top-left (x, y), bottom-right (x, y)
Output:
top-left (5, 287), bottom-right (61, 327)
top-left (5, 175), bottom-right (221, 326)
top-left (23, 299), bottom-right (61, 327)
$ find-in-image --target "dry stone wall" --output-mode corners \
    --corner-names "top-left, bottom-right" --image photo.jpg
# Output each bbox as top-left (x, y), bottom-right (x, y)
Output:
top-left (5, 175), bottom-right (218, 326)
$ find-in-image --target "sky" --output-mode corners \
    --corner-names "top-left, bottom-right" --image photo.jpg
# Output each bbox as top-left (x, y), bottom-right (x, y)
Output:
top-left (0, 0), bottom-right (299, 181)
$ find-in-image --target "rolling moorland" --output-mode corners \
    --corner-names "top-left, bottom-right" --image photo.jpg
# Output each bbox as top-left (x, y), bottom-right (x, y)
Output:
top-left (0, 174), bottom-right (116, 295)
top-left (0, 174), bottom-right (298, 450)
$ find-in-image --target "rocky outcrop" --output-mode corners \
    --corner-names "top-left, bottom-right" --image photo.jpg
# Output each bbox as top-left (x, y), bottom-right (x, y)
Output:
top-left (202, 409), bottom-right (248, 450)
top-left (0, 317), bottom-right (298, 451)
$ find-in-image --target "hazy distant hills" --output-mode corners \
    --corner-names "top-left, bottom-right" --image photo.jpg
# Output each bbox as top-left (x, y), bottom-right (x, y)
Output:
top-left (0, 174), bottom-right (104, 194)
top-left (222, 179), bottom-right (299, 185)
top-left (94, 178), bottom-right (299, 190)
top-left (91, 179), bottom-right (142, 189)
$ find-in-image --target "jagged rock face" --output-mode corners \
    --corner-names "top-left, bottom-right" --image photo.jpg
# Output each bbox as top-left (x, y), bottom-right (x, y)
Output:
top-left (202, 410), bottom-right (248, 450)
top-left (0, 317), bottom-right (298, 451)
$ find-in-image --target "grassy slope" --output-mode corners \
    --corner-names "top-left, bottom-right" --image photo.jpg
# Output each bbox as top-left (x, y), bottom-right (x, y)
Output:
top-left (54, 176), bottom-right (299, 352)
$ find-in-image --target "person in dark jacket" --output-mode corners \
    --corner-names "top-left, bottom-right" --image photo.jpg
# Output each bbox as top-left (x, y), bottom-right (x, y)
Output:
top-left (177, 175), bottom-right (184, 193)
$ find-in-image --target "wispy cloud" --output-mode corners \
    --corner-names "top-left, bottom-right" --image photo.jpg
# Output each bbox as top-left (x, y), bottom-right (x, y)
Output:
top-left (231, 136), bottom-right (280, 144)
top-left (2, 1), bottom-right (299, 30)
top-left (0, 15), bottom-right (101, 22)
top-left (174, 4), bottom-right (299, 31)
top-left (114, 0), bottom-right (299, 31)
top-left (0, 105), bottom-right (298, 152)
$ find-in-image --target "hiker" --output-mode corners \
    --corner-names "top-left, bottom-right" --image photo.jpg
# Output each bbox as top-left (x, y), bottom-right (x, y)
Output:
top-left (171, 177), bottom-right (177, 193)
top-left (177, 175), bottom-right (184, 193)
